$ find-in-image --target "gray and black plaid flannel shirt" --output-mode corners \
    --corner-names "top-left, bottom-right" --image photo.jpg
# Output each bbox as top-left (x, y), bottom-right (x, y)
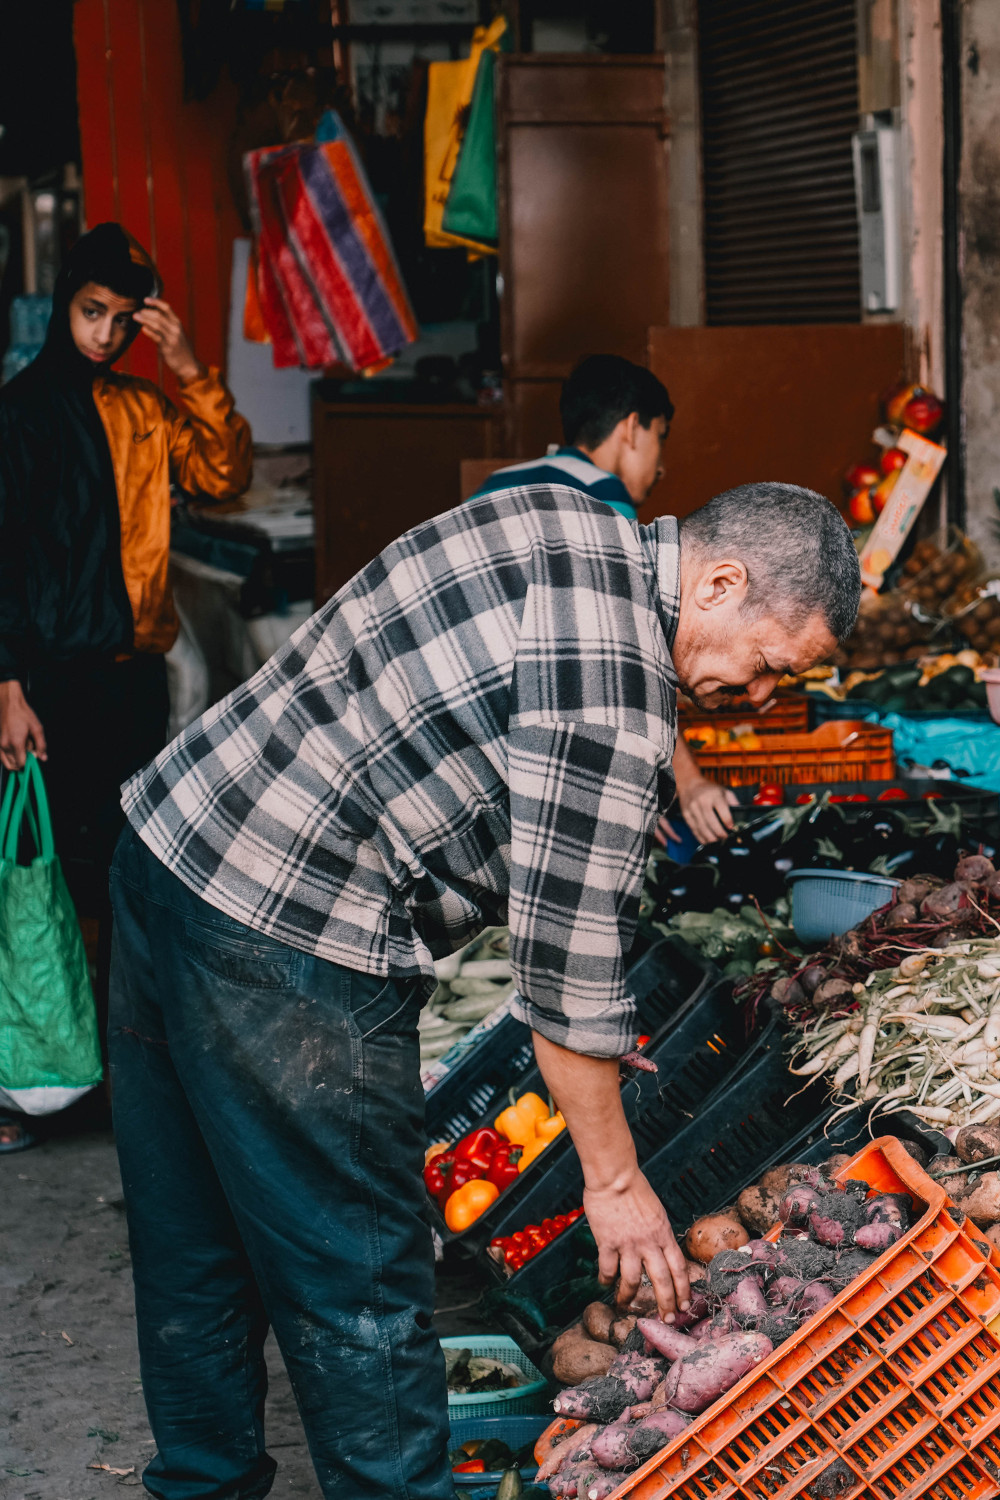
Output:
top-left (123, 487), bottom-right (680, 1057)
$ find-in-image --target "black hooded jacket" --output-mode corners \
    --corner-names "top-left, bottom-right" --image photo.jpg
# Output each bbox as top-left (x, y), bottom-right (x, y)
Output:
top-left (0, 225), bottom-right (159, 682)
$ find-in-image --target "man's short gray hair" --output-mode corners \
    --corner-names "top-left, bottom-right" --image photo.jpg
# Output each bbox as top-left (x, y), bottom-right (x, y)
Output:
top-left (680, 483), bottom-right (861, 643)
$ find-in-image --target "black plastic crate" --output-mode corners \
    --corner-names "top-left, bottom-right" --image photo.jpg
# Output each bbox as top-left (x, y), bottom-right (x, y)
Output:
top-left (471, 977), bottom-right (770, 1269)
top-left (484, 1030), bottom-right (829, 1357)
top-left (427, 937), bottom-right (719, 1254)
top-left (731, 777), bottom-right (998, 825)
top-left (424, 935), bottom-right (712, 1149)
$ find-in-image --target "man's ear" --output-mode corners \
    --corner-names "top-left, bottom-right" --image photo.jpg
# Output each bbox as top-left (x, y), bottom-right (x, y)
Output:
top-left (622, 411), bottom-right (642, 448)
top-left (696, 560), bottom-right (749, 609)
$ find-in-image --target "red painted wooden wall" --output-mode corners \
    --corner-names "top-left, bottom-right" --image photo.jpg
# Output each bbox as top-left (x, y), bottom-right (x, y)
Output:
top-left (73, 0), bottom-right (242, 387)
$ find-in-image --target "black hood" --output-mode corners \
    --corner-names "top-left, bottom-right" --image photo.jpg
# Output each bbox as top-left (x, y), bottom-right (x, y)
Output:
top-left (41, 222), bottom-right (161, 384)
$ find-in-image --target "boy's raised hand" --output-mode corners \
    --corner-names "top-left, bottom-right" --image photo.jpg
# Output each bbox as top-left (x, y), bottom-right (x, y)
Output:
top-left (134, 297), bottom-right (204, 383)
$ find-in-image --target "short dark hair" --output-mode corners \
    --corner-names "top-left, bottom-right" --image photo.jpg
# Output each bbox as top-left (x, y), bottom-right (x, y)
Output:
top-left (680, 482), bottom-right (862, 643)
top-left (560, 355), bottom-right (674, 449)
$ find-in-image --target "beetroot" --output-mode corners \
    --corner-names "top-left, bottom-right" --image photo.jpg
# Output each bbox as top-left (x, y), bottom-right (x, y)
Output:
top-left (625, 1408), bottom-right (692, 1465)
top-left (779, 1184), bottom-right (823, 1227)
top-left (956, 854), bottom-right (995, 882)
top-left (921, 882), bottom-right (971, 918)
top-left (636, 1319), bottom-right (698, 1362)
top-left (661, 1332), bottom-right (774, 1414)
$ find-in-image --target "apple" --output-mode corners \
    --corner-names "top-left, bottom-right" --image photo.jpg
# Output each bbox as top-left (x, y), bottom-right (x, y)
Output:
top-left (872, 470), bottom-right (899, 515)
top-left (849, 487), bottom-right (876, 525)
top-left (880, 447), bottom-right (907, 475)
top-left (884, 381), bottom-right (918, 424)
top-left (843, 462), bottom-right (880, 495)
top-left (902, 391), bottom-right (945, 436)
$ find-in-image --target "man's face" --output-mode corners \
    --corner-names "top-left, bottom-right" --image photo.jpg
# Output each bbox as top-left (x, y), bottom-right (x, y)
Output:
top-left (673, 555), bottom-right (837, 710)
top-left (69, 282), bottom-right (139, 366)
top-left (620, 414), bottom-right (669, 504)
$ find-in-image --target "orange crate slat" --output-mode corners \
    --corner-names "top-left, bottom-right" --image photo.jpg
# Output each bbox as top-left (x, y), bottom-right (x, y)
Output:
top-left (679, 696), bottom-right (810, 736)
top-left (540, 1139), bottom-right (1000, 1500)
top-left (690, 720), bottom-right (895, 787)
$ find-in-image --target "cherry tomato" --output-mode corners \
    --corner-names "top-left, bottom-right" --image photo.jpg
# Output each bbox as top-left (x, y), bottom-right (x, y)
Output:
top-left (753, 783), bottom-right (784, 806)
top-left (795, 793), bottom-right (816, 804)
top-left (923, 792), bottom-right (943, 801)
top-left (846, 794), bottom-right (870, 803)
top-left (877, 788), bottom-right (907, 800)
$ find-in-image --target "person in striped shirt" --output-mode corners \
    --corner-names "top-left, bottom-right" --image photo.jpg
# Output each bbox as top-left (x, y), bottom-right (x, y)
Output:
top-left (473, 353), bottom-right (738, 848)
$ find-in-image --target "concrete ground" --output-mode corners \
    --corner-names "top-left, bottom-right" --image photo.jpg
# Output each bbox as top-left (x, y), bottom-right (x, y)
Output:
top-left (0, 1103), bottom-right (490, 1500)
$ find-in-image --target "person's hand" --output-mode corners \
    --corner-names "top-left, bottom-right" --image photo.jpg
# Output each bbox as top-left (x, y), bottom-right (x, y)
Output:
top-left (584, 1166), bottom-right (690, 1321)
top-left (0, 680), bottom-right (47, 770)
top-left (133, 297), bottom-right (204, 382)
top-left (677, 775), bottom-right (739, 845)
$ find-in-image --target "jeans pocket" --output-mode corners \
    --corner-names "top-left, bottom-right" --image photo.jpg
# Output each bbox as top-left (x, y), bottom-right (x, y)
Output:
top-left (349, 974), bottom-right (422, 1041)
top-left (183, 915), bottom-right (302, 991)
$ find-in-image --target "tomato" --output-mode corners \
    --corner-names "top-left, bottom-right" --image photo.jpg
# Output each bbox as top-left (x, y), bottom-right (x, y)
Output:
top-left (846, 794), bottom-right (870, 803)
top-left (795, 793), bottom-right (816, 805)
top-left (753, 783), bottom-right (784, 806)
top-left (877, 788), bottom-right (907, 800)
top-left (923, 792), bottom-right (943, 801)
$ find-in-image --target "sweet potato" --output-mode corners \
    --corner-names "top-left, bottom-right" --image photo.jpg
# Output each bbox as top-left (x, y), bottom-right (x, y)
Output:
top-left (754, 1310), bottom-right (801, 1347)
top-left (954, 1171), bottom-right (1000, 1228)
top-left (706, 1248), bottom-right (765, 1298)
top-left (536, 1425), bottom-right (599, 1483)
top-left (737, 1184), bottom-right (783, 1236)
top-left (535, 1418), bottom-right (584, 1467)
top-left (828, 1247), bottom-right (877, 1287)
top-left (768, 1275), bottom-right (805, 1307)
top-left (854, 1219), bottom-right (904, 1252)
top-left (660, 1332), bottom-right (773, 1414)
top-left (605, 1352), bottom-right (668, 1403)
top-left (583, 1303), bottom-right (617, 1345)
top-left (621, 1276), bottom-right (657, 1316)
top-left (636, 1318), bottom-right (698, 1362)
top-left (771, 1237), bottom-right (836, 1281)
top-left (586, 1471), bottom-right (630, 1499)
top-left (797, 1281), bottom-right (835, 1317)
top-left (819, 1153), bottom-right (853, 1179)
top-left (625, 1409), bottom-right (692, 1465)
top-left (809, 1191), bottom-right (866, 1248)
top-left (551, 1328), bottom-right (617, 1386)
top-left (701, 1309), bottom-right (736, 1341)
top-left (553, 1377), bottom-right (633, 1422)
top-left (685, 1212), bottom-right (749, 1262)
top-left (726, 1275), bottom-right (769, 1325)
top-left (954, 1124), bottom-right (1000, 1165)
top-left (591, 1423), bottom-right (633, 1471)
top-left (984, 1223), bottom-right (1000, 1253)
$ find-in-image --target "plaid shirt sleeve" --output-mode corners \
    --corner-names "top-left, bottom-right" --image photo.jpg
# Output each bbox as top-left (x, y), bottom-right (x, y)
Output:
top-left (507, 721), bottom-right (665, 1058)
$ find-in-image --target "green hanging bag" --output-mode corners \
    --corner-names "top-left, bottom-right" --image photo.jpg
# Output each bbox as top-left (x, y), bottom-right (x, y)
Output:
top-left (441, 47), bottom-right (499, 248)
top-left (0, 755), bottom-right (102, 1114)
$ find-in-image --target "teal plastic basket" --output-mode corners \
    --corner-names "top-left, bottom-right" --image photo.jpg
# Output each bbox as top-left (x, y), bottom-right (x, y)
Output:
top-left (448, 1414), bottom-right (551, 1486)
top-left (787, 868), bottom-right (899, 943)
top-left (441, 1336), bottom-right (548, 1417)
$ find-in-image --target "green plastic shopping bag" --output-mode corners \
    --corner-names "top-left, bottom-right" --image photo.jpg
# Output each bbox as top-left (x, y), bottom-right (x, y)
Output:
top-left (441, 47), bottom-right (499, 247)
top-left (0, 755), bottom-right (102, 1114)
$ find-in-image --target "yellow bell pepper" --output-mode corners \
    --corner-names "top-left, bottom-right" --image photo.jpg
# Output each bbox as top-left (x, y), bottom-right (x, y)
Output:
top-left (495, 1091), bottom-right (550, 1145)
top-left (517, 1112), bottom-right (566, 1172)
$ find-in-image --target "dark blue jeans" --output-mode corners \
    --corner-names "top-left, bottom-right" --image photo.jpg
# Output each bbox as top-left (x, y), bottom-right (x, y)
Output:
top-left (108, 826), bottom-right (451, 1500)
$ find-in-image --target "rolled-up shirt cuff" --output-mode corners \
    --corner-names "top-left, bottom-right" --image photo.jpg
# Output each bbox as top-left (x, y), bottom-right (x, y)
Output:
top-left (0, 639), bottom-right (25, 683)
top-left (509, 988), bottom-right (639, 1059)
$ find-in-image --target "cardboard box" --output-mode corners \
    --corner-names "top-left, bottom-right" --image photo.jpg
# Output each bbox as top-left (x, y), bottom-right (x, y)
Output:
top-left (859, 428), bottom-right (947, 589)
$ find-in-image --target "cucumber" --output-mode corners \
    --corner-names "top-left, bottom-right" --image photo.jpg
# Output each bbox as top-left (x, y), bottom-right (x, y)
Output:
top-left (497, 1468), bottom-right (524, 1500)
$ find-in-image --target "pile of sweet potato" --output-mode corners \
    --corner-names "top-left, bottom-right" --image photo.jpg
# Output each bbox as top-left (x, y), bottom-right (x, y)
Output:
top-left (540, 1160), bottom-right (914, 1499)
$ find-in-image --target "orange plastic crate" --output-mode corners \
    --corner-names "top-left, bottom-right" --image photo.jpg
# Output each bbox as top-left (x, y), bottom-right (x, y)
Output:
top-left (679, 697), bottom-right (810, 736)
top-left (692, 721), bottom-right (895, 788)
top-left (537, 1138), bottom-right (1000, 1500)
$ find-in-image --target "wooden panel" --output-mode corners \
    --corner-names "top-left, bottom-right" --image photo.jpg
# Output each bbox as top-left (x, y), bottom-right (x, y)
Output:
top-left (74, 0), bottom-right (241, 386)
top-left (497, 55), bottom-right (669, 385)
top-left (503, 379), bottom-right (563, 458)
top-left (501, 54), bottom-right (668, 123)
top-left (459, 458), bottom-right (518, 502)
top-left (644, 323), bottom-right (906, 519)
top-left (313, 403), bottom-right (503, 603)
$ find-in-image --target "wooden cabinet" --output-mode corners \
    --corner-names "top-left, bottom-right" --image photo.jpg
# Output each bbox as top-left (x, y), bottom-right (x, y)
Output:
top-left (313, 399), bottom-right (503, 603)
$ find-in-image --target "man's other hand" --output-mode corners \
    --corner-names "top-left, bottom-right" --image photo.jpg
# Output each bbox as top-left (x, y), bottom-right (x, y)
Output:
top-left (0, 680), bottom-right (47, 770)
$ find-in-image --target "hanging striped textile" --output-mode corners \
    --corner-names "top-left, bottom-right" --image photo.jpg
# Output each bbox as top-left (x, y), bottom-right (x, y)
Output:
top-left (245, 123), bottom-right (419, 371)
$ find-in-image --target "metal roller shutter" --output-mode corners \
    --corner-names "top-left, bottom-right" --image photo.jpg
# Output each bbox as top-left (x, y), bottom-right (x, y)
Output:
top-left (698, 0), bottom-right (862, 324)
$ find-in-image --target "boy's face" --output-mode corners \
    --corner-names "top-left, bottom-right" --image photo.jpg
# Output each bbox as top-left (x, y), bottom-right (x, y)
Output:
top-left (619, 413), bottom-right (669, 504)
top-left (69, 282), bottom-right (140, 366)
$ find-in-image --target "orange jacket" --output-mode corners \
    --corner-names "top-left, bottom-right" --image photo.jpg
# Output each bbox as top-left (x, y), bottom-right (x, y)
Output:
top-left (93, 367), bottom-right (252, 654)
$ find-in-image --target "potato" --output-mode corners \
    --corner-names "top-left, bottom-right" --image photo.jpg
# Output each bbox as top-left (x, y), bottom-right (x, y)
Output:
top-left (551, 1326), bottom-right (617, 1385)
top-left (610, 1316), bottom-right (637, 1349)
top-left (582, 1301), bottom-right (616, 1345)
top-left (984, 1224), bottom-right (1000, 1255)
top-left (954, 1125), bottom-right (1000, 1165)
top-left (822, 1153), bottom-right (853, 1178)
top-left (954, 1171), bottom-right (1000, 1229)
top-left (736, 1185), bottom-right (782, 1236)
top-left (759, 1164), bottom-right (793, 1196)
top-left (685, 1213), bottom-right (749, 1264)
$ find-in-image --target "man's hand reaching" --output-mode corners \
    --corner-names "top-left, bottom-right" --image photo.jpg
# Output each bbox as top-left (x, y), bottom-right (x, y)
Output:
top-left (585, 1166), bottom-right (690, 1319)
top-left (0, 680), bottom-right (47, 770)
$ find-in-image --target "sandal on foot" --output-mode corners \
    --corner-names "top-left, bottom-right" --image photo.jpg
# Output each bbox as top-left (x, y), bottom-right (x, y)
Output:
top-left (0, 1110), bottom-right (37, 1154)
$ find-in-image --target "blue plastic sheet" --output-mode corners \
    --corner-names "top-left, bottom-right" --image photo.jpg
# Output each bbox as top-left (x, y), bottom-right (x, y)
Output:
top-left (870, 712), bottom-right (1000, 794)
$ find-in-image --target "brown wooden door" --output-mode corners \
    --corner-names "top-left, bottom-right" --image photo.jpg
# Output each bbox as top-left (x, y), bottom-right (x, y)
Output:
top-left (496, 54), bottom-right (670, 452)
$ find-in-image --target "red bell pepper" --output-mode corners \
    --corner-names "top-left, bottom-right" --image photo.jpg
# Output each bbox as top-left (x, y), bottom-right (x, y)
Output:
top-left (453, 1460), bottom-right (486, 1474)
top-left (423, 1150), bottom-right (454, 1202)
top-left (486, 1142), bottom-right (522, 1191)
top-left (454, 1126), bottom-right (502, 1171)
top-left (877, 787), bottom-right (907, 800)
top-left (442, 1158), bottom-right (484, 1205)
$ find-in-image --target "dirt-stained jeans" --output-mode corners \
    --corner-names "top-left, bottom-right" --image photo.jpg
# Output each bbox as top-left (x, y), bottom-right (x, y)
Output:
top-left (108, 825), bottom-right (451, 1500)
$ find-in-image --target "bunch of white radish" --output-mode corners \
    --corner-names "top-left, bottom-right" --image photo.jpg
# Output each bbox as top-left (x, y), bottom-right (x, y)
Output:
top-left (788, 938), bottom-right (1000, 1130)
